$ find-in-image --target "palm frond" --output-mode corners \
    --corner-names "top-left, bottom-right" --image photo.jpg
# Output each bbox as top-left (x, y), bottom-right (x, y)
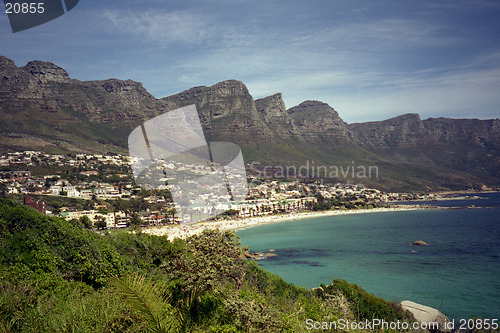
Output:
top-left (109, 274), bottom-right (177, 333)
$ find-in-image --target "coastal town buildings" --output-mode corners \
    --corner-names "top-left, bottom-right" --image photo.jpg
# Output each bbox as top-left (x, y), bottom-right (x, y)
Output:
top-left (0, 151), bottom-right (448, 230)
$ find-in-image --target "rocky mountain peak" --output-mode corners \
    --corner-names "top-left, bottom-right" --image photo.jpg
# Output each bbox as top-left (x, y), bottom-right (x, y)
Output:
top-left (255, 93), bottom-right (292, 135)
top-left (88, 78), bottom-right (152, 96)
top-left (0, 56), bottom-right (15, 69)
top-left (161, 79), bottom-right (271, 142)
top-left (288, 100), bottom-right (344, 122)
top-left (387, 113), bottom-right (421, 123)
top-left (256, 93), bottom-right (286, 117)
top-left (286, 100), bottom-right (348, 142)
top-left (260, 92), bottom-right (283, 102)
top-left (0, 56), bottom-right (27, 88)
top-left (349, 113), bottom-right (430, 148)
top-left (378, 113), bottom-right (425, 133)
top-left (162, 79), bottom-right (252, 105)
top-left (210, 80), bottom-right (250, 97)
top-left (289, 100), bottom-right (335, 111)
top-left (78, 78), bottom-right (160, 122)
top-left (21, 60), bottom-right (70, 83)
top-left (422, 117), bottom-right (500, 144)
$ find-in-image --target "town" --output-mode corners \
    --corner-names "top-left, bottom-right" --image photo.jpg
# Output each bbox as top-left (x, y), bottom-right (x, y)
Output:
top-left (0, 151), bottom-right (438, 229)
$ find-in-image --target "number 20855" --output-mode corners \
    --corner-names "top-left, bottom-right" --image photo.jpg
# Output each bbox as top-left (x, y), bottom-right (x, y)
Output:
top-left (5, 3), bottom-right (45, 14)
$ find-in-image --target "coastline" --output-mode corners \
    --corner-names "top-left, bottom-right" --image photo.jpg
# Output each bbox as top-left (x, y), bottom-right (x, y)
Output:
top-left (143, 205), bottom-right (427, 241)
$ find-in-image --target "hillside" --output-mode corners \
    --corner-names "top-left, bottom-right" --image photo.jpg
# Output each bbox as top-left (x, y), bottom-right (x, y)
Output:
top-left (1, 56), bottom-right (499, 191)
top-left (0, 198), bottom-right (413, 332)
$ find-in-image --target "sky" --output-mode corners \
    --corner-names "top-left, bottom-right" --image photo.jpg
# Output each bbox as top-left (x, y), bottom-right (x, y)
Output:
top-left (1, 0), bottom-right (499, 123)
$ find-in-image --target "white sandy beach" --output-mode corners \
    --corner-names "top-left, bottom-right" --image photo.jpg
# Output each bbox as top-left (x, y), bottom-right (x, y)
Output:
top-left (143, 206), bottom-right (424, 241)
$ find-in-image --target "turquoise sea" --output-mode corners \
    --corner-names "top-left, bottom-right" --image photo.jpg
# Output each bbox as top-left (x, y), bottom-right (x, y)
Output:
top-left (236, 193), bottom-right (500, 320)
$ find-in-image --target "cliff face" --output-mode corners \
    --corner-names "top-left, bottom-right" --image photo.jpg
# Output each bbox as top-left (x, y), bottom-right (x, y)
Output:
top-left (423, 117), bottom-right (500, 145)
top-left (1, 57), bottom-right (60, 113)
top-left (0, 56), bottom-right (162, 122)
top-left (287, 100), bottom-right (348, 143)
top-left (255, 93), bottom-right (293, 135)
top-left (1, 55), bottom-right (499, 190)
top-left (348, 114), bottom-right (500, 170)
top-left (161, 80), bottom-right (272, 142)
top-left (21, 60), bottom-right (71, 84)
top-left (349, 114), bottom-right (427, 148)
top-left (349, 114), bottom-right (500, 149)
top-left (0, 56), bottom-right (167, 152)
top-left (81, 79), bottom-right (162, 122)
top-left (348, 114), bottom-right (500, 190)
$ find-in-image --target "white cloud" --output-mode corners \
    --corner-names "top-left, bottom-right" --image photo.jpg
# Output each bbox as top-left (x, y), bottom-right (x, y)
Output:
top-left (95, 4), bottom-right (500, 123)
top-left (103, 9), bottom-right (212, 44)
top-left (318, 65), bottom-right (500, 122)
top-left (297, 18), bottom-right (456, 51)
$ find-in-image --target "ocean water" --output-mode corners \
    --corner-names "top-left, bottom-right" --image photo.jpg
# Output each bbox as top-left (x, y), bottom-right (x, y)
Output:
top-left (236, 193), bottom-right (500, 320)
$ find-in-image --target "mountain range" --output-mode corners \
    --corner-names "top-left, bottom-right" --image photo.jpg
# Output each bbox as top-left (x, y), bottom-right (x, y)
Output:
top-left (1, 55), bottom-right (499, 191)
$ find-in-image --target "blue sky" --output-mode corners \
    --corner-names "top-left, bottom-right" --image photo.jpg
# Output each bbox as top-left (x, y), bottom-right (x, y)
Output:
top-left (1, 0), bottom-right (499, 123)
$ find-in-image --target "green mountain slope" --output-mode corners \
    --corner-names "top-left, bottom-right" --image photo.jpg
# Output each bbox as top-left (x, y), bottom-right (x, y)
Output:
top-left (0, 198), bottom-right (413, 332)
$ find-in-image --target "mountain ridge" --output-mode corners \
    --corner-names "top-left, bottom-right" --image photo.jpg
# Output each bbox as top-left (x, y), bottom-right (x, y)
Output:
top-left (1, 56), bottom-right (499, 191)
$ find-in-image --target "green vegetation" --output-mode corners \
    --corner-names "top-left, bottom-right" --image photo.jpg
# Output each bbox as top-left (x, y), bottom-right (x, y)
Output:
top-left (309, 193), bottom-right (385, 211)
top-left (8, 189), bottom-right (173, 220)
top-left (322, 280), bottom-right (408, 321)
top-left (0, 198), bottom-right (414, 332)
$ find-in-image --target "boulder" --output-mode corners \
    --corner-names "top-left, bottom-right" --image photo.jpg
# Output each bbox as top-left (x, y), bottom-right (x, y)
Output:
top-left (400, 300), bottom-right (451, 332)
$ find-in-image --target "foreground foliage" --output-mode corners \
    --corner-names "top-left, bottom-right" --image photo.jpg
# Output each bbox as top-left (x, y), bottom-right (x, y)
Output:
top-left (0, 198), bottom-right (414, 332)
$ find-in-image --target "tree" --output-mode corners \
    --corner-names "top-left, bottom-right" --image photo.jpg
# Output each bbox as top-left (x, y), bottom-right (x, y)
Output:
top-left (95, 216), bottom-right (107, 230)
top-left (97, 207), bottom-right (110, 215)
top-left (68, 218), bottom-right (81, 227)
top-left (0, 183), bottom-right (7, 197)
top-left (222, 209), bottom-right (239, 217)
top-left (163, 230), bottom-right (247, 293)
top-left (129, 213), bottom-right (142, 226)
top-left (79, 215), bottom-right (92, 229)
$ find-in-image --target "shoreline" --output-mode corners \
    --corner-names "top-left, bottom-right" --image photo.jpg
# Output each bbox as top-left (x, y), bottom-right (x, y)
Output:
top-left (143, 205), bottom-right (427, 241)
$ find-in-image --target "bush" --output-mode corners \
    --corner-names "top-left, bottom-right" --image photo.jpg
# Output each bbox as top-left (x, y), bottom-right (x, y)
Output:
top-left (324, 279), bottom-right (411, 322)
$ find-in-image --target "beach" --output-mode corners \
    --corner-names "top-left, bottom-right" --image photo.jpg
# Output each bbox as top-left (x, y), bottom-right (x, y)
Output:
top-left (235, 192), bottom-right (500, 320)
top-left (143, 205), bottom-right (424, 241)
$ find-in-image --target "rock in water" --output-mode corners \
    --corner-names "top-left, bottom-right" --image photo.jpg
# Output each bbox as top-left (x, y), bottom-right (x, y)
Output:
top-left (413, 240), bottom-right (428, 246)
